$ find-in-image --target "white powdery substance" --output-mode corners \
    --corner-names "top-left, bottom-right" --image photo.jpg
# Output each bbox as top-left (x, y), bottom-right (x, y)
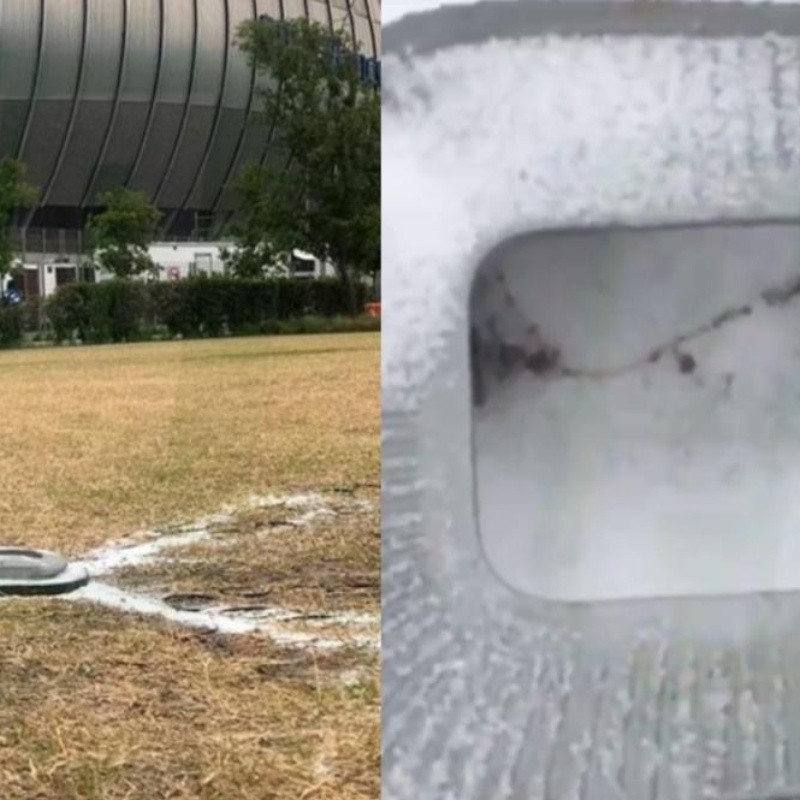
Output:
top-left (243, 491), bottom-right (325, 510)
top-left (383, 0), bottom-right (800, 25)
top-left (66, 492), bottom-right (378, 649)
top-left (80, 492), bottom-right (326, 575)
top-left (67, 582), bottom-right (378, 649)
top-left (383, 22), bottom-right (800, 800)
top-left (80, 526), bottom-right (220, 575)
top-left (383, 33), bottom-right (800, 405)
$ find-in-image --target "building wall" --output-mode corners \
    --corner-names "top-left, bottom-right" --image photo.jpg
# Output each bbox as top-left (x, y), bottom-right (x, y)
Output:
top-left (0, 0), bottom-right (381, 238)
top-left (7, 242), bottom-right (334, 299)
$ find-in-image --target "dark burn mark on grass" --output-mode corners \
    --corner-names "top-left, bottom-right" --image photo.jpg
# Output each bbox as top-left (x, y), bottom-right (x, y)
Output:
top-left (163, 593), bottom-right (218, 611)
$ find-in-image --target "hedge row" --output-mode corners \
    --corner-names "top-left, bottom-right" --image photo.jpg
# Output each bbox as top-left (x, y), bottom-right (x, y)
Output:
top-left (0, 305), bottom-right (22, 346)
top-left (41, 277), bottom-right (371, 344)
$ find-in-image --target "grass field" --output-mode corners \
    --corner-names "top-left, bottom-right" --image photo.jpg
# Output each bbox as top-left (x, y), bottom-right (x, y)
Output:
top-left (0, 333), bottom-right (380, 800)
top-left (0, 334), bottom-right (379, 553)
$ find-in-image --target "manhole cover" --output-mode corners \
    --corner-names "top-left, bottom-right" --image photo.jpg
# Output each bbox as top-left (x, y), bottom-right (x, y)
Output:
top-left (0, 548), bottom-right (89, 596)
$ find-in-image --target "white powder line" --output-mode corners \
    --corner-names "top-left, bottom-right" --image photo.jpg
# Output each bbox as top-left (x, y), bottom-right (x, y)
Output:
top-left (78, 492), bottom-right (337, 576)
top-left (67, 581), bottom-right (378, 649)
top-left (80, 527), bottom-right (218, 575)
top-left (59, 490), bottom-right (379, 649)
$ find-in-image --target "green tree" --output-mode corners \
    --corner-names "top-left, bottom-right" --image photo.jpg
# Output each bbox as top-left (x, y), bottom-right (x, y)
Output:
top-left (88, 188), bottom-right (162, 279)
top-left (0, 158), bottom-right (36, 276)
top-left (231, 18), bottom-right (380, 309)
top-left (219, 240), bottom-right (281, 280)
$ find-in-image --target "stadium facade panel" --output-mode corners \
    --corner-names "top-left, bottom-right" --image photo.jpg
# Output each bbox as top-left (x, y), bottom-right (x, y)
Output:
top-left (0, 0), bottom-right (380, 241)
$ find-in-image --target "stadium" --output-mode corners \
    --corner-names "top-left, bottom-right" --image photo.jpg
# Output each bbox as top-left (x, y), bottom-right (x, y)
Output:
top-left (0, 0), bottom-right (381, 264)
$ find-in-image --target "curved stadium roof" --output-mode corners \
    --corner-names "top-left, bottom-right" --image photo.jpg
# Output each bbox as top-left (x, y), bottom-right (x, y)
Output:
top-left (0, 0), bottom-right (381, 240)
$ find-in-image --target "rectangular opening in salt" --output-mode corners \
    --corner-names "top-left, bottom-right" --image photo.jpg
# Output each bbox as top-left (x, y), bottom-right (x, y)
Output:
top-left (471, 222), bottom-right (800, 601)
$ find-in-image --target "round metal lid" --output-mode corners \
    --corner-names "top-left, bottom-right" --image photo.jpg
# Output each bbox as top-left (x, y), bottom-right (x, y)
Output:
top-left (0, 548), bottom-right (89, 596)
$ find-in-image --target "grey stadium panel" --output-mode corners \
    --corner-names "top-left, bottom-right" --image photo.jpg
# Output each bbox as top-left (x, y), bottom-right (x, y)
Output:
top-left (20, 101), bottom-right (74, 193)
top-left (187, 107), bottom-right (248, 211)
top-left (158, 105), bottom-right (219, 210)
top-left (127, 0), bottom-right (195, 199)
top-left (370, 0), bottom-right (381, 54)
top-left (210, 0), bottom-right (277, 219)
top-left (0, 100), bottom-right (29, 161)
top-left (90, 102), bottom-right (155, 201)
top-left (353, 0), bottom-right (377, 57)
top-left (213, 115), bottom-right (272, 215)
top-left (308, 0), bottom-right (333, 29)
top-left (155, 0), bottom-right (228, 211)
top-left (45, 0), bottom-right (125, 207)
top-left (0, 0), bottom-right (40, 156)
top-left (283, 0), bottom-right (308, 21)
top-left (18, 0), bottom-right (85, 197)
top-left (185, 0), bottom-right (256, 211)
top-left (47, 100), bottom-right (117, 207)
top-left (0, 0), bottom-right (380, 237)
top-left (127, 102), bottom-right (187, 201)
top-left (85, 0), bottom-right (162, 203)
top-left (330, 4), bottom-right (355, 42)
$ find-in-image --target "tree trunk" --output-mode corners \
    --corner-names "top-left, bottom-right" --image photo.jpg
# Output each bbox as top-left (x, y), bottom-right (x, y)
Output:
top-left (336, 263), bottom-right (358, 316)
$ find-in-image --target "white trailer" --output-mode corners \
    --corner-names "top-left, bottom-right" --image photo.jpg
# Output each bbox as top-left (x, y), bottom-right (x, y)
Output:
top-left (146, 242), bottom-right (228, 281)
top-left (8, 243), bottom-right (336, 300)
top-left (94, 242), bottom-right (331, 283)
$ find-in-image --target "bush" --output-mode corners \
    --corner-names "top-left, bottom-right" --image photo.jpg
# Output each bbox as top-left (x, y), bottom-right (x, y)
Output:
top-left (43, 276), bottom-right (373, 343)
top-left (152, 277), bottom-right (370, 337)
top-left (45, 284), bottom-right (89, 342)
top-left (0, 304), bottom-right (23, 347)
top-left (256, 314), bottom-right (380, 336)
top-left (19, 297), bottom-right (43, 333)
top-left (105, 280), bottom-right (150, 342)
top-left (46, 281), bottom-right (149, 343)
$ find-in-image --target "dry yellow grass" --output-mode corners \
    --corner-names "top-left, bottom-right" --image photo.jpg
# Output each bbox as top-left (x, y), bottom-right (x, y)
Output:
top-left (0, 333), bottom-right (381, 800)
top-left (0, 601), bottom-right (380, 800)
top-left (0, 333), bottom-right (379, 553)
